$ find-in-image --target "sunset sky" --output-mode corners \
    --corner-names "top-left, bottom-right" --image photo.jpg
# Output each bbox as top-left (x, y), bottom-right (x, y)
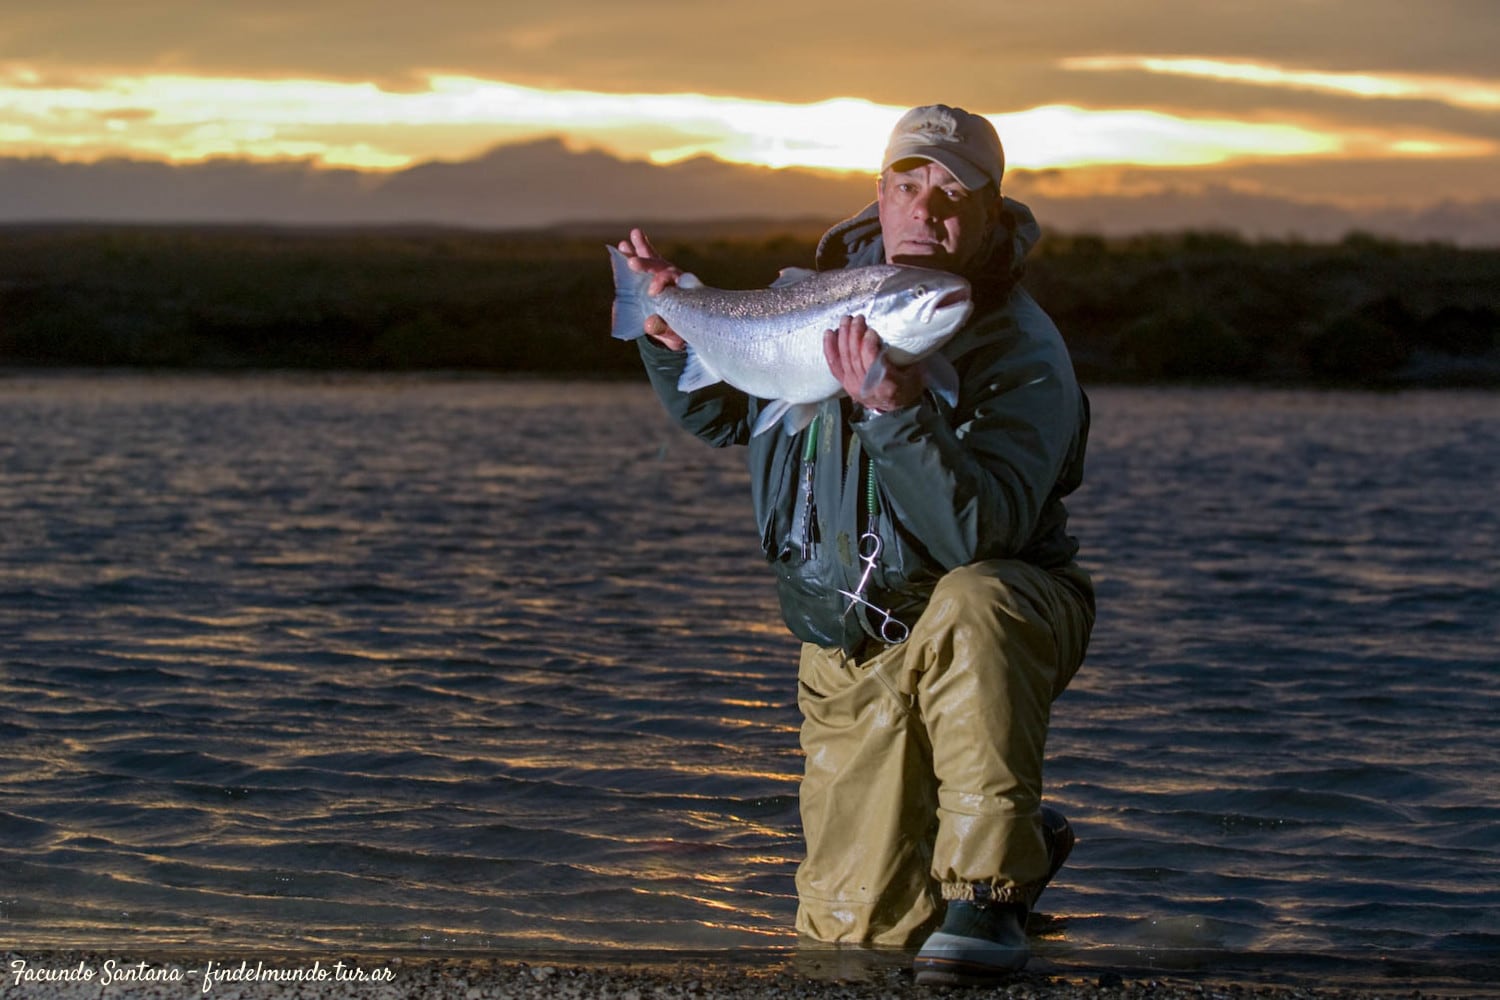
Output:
top-left (4, 0), bottom-right (1498, 234)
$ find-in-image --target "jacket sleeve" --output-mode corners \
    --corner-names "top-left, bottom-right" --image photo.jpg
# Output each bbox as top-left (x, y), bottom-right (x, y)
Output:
top-left (852, 289), bottom-right (1085, 568)
top-left (638, 339), bottom-right (756, 448)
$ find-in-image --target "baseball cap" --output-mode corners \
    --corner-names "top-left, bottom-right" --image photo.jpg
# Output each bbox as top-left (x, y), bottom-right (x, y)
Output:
top-left (881, 104), bottom-right (1005, 192)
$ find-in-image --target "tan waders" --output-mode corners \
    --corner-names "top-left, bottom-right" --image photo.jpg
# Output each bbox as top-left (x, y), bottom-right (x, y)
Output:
top-left (794, 559), bottom-right (1093, 946)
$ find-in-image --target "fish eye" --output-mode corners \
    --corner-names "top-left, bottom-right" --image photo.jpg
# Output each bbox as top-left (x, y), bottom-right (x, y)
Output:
top-left (913, 284), bottom-right (927, 298)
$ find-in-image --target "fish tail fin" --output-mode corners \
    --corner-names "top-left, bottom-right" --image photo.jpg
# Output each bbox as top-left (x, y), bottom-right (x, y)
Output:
top-left (607, 245), bottom-right (651, 341)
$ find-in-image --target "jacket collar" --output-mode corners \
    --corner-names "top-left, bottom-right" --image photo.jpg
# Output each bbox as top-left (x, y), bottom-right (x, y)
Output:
top-left (814, 195), bottom-right (1042, 292)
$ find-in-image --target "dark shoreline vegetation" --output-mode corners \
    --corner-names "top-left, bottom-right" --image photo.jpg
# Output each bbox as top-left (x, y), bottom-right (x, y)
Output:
top-left (3, 222), bottom-right (1498, 386)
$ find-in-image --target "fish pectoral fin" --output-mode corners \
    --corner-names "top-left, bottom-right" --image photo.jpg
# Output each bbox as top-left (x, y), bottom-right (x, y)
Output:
top-left (676, 347), bottom-right (724, 393)
top-left (859, 347), bottom-right (891, 399)
top-left (922, 353), bottom-right (960, 408)
top-left (857, 349), bottom-right (960, 410)
top-left (752, 399), bottom-right (819, 437)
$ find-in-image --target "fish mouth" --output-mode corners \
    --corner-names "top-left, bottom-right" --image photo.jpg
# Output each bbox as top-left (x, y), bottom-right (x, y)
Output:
top-left (936, 287), bottom-right (970, 310)
top-left (921, 284), bottom-right (972, 324)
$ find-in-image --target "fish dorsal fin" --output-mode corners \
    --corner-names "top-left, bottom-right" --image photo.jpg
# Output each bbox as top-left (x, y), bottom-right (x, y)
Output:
top-left (773, 267), bottom-right (818, 287)
top-left (677, 271), bottom-right (705, 290)
top-left (676, 347), bottom-right (724, 393)
top-left (752, 399), bottom-right (819, 437)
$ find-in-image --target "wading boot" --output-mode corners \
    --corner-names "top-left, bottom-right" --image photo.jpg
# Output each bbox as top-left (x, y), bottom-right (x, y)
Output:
top-left (913, 806), bottom-right (1076, 985)
top-left (1036, 805), bottom-right (1076, 905)
top-left (913, 897), bottom-right (1030, 985)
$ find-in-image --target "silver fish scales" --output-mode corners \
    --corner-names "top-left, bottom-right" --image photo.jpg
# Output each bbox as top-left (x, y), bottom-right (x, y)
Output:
top-left (608, 247), bottom-right (972, 436)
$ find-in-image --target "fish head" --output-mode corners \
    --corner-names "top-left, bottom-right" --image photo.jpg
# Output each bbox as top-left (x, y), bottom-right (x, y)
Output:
top-left (864, 267), bottom-right (974, 364)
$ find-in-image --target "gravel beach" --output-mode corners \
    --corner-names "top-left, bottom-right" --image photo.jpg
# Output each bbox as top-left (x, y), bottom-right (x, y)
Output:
top-left (5, 950), bottom-right (1482, 1000)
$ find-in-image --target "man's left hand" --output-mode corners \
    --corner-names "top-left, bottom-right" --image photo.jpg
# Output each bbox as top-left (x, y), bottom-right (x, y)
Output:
top-left (823, 315), bottom-right (925, 415)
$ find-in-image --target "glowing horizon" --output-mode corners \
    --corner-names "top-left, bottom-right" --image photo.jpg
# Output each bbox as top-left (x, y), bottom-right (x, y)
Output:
top-left (1, 64), bottom-right (1492, 176)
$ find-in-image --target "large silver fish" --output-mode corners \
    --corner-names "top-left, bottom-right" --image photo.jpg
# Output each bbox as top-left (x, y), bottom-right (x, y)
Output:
top-left (608, 246), bottom-right (973, 436)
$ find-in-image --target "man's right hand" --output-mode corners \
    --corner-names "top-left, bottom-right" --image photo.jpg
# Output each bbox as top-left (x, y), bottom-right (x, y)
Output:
top-left (616, 228), bottom-right (687, 351)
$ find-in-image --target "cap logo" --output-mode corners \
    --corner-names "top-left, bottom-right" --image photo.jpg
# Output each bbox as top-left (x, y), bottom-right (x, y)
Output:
top-left (910, 110), bottom-right (961, 143)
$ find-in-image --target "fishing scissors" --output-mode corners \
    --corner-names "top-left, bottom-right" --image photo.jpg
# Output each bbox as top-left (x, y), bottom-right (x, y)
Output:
top-left (838, 531), bottom-right (911, 644)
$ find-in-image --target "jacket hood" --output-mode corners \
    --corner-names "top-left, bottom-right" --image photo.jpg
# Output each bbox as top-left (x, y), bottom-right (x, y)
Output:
top-left (813, 195), bottom-right (1042, 306)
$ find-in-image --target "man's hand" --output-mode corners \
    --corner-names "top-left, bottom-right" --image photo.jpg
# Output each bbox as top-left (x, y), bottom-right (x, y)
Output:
top-left (615, 228), bottom-right (687, 350)
top-left (823, 315), bottom-right (925, 414)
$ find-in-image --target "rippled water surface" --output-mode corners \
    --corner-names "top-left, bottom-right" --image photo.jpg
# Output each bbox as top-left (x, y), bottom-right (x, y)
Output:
top-left (1, 375), bottom-right (1496, 985)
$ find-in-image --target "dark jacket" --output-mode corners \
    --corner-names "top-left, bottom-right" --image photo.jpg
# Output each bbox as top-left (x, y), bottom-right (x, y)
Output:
top-left (639, 197), bottom-right (1091, 651)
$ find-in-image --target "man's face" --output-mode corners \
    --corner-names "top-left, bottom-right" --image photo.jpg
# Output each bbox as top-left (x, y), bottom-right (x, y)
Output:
top-left (877, 160), bottom-right (998, 273)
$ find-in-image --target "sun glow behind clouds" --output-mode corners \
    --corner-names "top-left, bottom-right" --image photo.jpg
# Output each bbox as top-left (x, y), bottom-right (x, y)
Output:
top-left (0, 65), bottom-right (1488, 173)
top-left (1064, 56), bottom-right (1500, 112)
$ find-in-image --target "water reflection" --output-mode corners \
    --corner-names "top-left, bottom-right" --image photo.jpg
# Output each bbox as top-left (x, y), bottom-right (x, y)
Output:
top-left (0, 376), bottom-right (1495, 981)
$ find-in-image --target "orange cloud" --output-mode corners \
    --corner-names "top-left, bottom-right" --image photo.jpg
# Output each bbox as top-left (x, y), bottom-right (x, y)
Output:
top-left (8, 66), bottom-right (1489, 179)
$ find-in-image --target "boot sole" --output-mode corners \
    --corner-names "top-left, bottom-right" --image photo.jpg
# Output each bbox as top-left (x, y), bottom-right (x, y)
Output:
top-left (913, 929), bottom-right (1029, 984)
top-left (914, 956), bottom-right (1027, 986)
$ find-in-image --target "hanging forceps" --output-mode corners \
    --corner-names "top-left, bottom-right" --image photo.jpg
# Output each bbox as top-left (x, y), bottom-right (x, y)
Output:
top-left (838, 532), bottom-right (911, 644)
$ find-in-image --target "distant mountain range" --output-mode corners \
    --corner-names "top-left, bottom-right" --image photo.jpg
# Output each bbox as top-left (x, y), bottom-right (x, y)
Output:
top-left (5, 137), bottom-right (1498, 245)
